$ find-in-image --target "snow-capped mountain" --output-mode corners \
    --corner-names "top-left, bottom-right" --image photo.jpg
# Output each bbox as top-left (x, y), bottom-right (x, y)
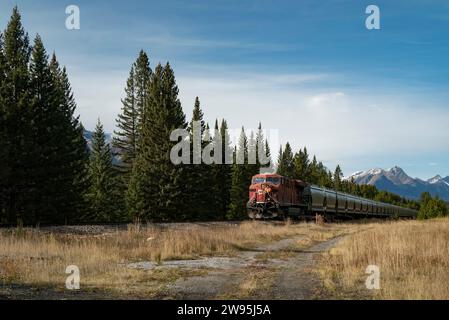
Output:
top-left (344, 166), bottom-right (449, 201)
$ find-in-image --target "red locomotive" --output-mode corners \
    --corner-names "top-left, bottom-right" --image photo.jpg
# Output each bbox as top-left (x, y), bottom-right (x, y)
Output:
top-left (247, 173), bottom-right (308, 219)
top-left (247, 173), bottom-right (417, 219)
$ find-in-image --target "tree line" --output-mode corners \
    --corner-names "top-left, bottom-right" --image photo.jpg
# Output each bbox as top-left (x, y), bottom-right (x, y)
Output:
top-left (276, 142), bottom-right (449, 217)
top-left (0, 8), bottom-right (88, 226)
top-left (0, 8), bottom-right (272, 225)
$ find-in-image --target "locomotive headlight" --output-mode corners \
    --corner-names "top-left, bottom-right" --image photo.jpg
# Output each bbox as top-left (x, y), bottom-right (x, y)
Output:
top-left (265, 187), bottom-right (272, 193)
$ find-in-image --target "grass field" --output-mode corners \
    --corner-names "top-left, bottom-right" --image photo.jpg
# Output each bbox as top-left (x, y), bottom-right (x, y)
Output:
top-left (0, 220), bottom-right (333, 298)
top-left (1, 219), bottom-right (448, 299)
top-left (320, 218), bottom-right (449, 299)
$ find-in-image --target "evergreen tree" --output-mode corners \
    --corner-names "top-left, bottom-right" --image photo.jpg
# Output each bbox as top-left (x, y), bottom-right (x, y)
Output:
top-left (0, 7), bottom-right (32, 225)
top-left (276, 142), bottom-right (294, 177)
top-left (228, 127), bottom-right (249, 220)
top-left (28, 35), bottom-right (70, 223)
top-left (308, 156), bottom-right (319, 184)
top-left (0, 33), bottom-right (6, 222)
top-left (255, 122), bottom-right (266, 171)
top-left (86, 120), bottom-right (116, 222)
top-left (127, 63), bottom-right (187, 221)
top-left (114, 51), bottom-right (152, 183)
top-left (215, 119), bottom-right (233, 219)
top-left (210, 120), bottom-right (222, 217)
top-left (49, 54), bottom-right (89, 223)
top-left (333, 165), bottom-right (343, 191)
top-left (247, 130), bottom-right (259, 179)
top-left (186, 97), bottom-right (213, 220)
top-left (293, 147), bottom-right (310, 181)
top-left (260, 139), bottom-right (274, 173)
top-left (114, 66), bottom-right (137, 173)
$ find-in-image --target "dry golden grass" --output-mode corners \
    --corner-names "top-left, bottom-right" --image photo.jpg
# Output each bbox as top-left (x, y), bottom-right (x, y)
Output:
top-left (0, 221), bottom-right (315, 295)
top-left (320, 218), bottom-right (449, 299)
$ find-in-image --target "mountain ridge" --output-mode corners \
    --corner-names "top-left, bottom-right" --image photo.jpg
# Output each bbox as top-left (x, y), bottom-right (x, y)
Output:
top-left (344, 166), bottom-right (449, 201)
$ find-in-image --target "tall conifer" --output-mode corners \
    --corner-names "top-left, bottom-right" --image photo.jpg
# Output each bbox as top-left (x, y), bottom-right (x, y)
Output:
top-left (0, 7), bottom-right (32, 225)
top-left (228, 127), bottom-right (249, 220)
top-left (127, 63), bottom-right (187, 221)
top-left (86, 120), bottom-right (116, 221)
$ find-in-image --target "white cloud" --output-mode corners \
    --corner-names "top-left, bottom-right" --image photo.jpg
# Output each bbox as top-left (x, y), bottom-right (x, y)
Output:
top-left (136, 34), bottom-right (291, 52)
top-left (176, 69), bottom-right (449, 171)
top-left (70, 71), bottom-right (124, 132)
top-left (69, 65), bottom-right (449, 176)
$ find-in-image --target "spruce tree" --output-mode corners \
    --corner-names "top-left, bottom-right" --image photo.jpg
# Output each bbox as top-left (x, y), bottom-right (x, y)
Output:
top-left (260, 139), bottom-right (273, 173)
top-left (293, 147), bottom-right (310, 181)
top-left (247, 130), bottom-right (259, 179)
top-left (276, 142), bottom-right (294, 177)
top-left (333, 165), bottom-right (343, 191)
top-left (186, 97), bottom-right (212, 220)
top-left (114, 51), bottom-right (152, 182)
top-left (308, 156), bottom-right (319, 185)
top-left (28, 35), bottom-right (67, 223)
top-left (227, 127), bottom-right (249, 220)
top-left (215, 119), bottom-right (233, 219)
top-left (0, 33), bottom-right (6, 223)
top-left (86, 120), bottom-right (116, 222)
top-left (114, 66), bottom-right (137, 173)
top-left (256, 122), bottom-right (271, 173)
top-left (49, 54), bottom-right (89, 222)
top-left (0, 7), bottom-right (32, 225)
top-left (127, 63), bottom-right (187, 221)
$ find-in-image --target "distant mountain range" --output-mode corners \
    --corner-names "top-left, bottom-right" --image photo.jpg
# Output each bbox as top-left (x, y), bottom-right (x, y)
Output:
top-left (344, 166), bottom-right (449, 201)
top-left (83, 130), bottom-right (113, 150)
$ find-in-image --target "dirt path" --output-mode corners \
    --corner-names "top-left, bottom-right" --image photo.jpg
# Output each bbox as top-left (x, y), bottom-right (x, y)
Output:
top-left (156, 234), bottom-right (343, 300)
top-left (263, 237), bottom-right (343, 299)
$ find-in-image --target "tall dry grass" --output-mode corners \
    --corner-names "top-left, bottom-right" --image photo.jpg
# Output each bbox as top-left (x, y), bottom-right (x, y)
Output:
top-left (0, 221), bottom-right (313, 292)
top-left (321, 219), bottom-right (449, 299)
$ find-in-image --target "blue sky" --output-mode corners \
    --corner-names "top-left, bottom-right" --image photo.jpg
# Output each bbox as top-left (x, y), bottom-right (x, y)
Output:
top-left (1, 0), bottom-right (449, 179)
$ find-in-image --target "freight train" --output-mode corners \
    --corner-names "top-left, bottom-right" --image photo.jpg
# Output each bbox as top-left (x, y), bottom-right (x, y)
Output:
top-left (247, 173), bottom-right (418, 220)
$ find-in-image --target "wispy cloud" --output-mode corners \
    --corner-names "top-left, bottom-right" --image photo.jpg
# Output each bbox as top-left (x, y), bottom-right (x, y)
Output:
top-left (136, 34), bottom-right (293, 52)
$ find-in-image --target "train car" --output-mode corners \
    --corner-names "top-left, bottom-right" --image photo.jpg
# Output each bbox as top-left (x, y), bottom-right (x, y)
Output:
top-left (247, 173), bottom-right (418, 220)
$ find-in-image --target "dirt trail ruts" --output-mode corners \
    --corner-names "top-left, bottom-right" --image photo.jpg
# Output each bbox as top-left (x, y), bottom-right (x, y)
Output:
top-left (159, 235), bottom-right (343, 300)
top-left (261, 236), bottom-right (343, 299)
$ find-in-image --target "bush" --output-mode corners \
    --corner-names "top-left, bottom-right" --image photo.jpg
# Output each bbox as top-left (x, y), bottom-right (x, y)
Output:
top-left (418, 196), bottom-right (448, 220)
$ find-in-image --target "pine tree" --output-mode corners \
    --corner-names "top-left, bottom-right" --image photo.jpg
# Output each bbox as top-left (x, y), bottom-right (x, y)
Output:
top-left (49, 54), bottom-right (89, 222)
top-left (215, 119), bottom-right (233, 219)
top-left (247, 130), bottom-right (259, 179)
top-left (28, 35), bottom-right (68, 223)
top-left (186, 97), bottom-right (212, 220)
top-left (256, 122), bottom-right (272, 173)
top-left (308, 156), bottom-right (319, 184)
top-left (260, 139), bottom-right (274, 173)
top-left (333, 165), bottom-right (343, 191)
top-left (293, 147), bottom-right (310, 181)
top-left (127, 63), bottom-right (187, 221)
top-left (276, 142), bottom-right (294, 177)
top-left (0, 33), bottom-right (7, 223)
top-left (0, 7), bottom-right (32, 225)
top-left (86, 120), bottom-right (116, 222)
top-left (228, 127), bottom-right (249, 220)
top-left (114, 66), bottom-right (137, 173)
top-left (114, 51), bottom-right (152, 183)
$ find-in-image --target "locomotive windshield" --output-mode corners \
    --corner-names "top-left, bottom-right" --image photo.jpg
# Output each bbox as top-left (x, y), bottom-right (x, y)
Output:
top-left (266, 177), bottom-right (280, 184)
top-left (252, 177), bottom-right (280, 184)
top-left (252, 177), bottom-right (265, 184)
